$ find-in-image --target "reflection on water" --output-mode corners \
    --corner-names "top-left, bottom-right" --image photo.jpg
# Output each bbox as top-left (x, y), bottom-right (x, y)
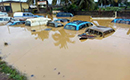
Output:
top-left (52, 29), bottom-right (75, 49)
top-left (32, 30), bottom-right (49, 41)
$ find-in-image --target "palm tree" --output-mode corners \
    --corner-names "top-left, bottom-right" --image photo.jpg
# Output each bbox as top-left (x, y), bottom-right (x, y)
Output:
top-left (75, 0), bottom-right (95, 11)
top-left (98, 0), bottom-right (114, 7)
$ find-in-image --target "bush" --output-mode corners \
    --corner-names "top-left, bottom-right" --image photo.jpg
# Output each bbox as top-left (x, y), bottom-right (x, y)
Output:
top-left (0, 60), bottom-right (27, 80)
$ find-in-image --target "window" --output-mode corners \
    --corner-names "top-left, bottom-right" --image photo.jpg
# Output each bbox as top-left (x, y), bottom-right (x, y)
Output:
top-left (79, 24), bottom-right (86, 30)
top-left (64, 25), bottom-right (76, 30)
top-left (25, 21), bottom-right (31, 26)
top-left (48, 23), bottom-right (55, 27)
top-left (4, 18), bottom-right (9, 21)
top-left (0, 18), bottom-right (3, 21)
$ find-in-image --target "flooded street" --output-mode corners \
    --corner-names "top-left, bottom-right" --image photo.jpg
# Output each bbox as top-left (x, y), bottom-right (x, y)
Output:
top-left (0, 15), bottom-right (130, 80)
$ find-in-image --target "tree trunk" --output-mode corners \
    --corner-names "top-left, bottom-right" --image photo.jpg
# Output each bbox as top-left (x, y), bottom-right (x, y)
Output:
top-left (36, 0), bottom-right (40, 13)
top-left (20, 0), bottom-right (22, 12)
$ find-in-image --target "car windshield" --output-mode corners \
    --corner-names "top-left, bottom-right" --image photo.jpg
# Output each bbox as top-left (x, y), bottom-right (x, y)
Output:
top-left (0, 18), bottom-right (3, 21)
top-left (64, 25), bottom-right (76, 30)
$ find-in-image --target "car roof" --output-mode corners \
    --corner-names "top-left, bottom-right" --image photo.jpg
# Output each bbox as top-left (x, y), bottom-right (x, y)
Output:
top-left (66, 20), bottom-right (91, 26)
top-left (87, 26), bottom-right (114, 33)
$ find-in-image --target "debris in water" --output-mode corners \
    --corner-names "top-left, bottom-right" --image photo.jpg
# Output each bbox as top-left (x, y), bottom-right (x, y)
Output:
top-left (58, 72), bottom-right (60, 75)
top-left (31, 30), bottom-right (36, 32)
top-left (54, 68), bottom-right (56, 70)
top-left (4, 42), bottom-right (8, 46)
top-left (44, 28), bottom-right (52, 31)
top-left (31, 75), bottom-right (34, 77)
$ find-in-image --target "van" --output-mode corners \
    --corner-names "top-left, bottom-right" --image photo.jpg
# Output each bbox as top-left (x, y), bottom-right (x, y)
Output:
top-left (13, 12), bottom-right (43, 19)
top-left (25, 17), bottom-right (51, 26)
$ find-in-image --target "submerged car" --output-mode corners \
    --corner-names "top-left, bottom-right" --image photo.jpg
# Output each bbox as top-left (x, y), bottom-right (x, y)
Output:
top-left (47, 21), bottom-right (63, 27)
top-left (85, 26), bottom-right (115, 37)
top-left (54, 19), bottom-right (70, 22)
top-left (25, 17), bottom-right (51, 26)
top-left (7, 21), bottom-right (25, 26)
top-left (0, 17), bottom-right (11, 24)
top-left (56, 12), bottom-right (73, 17)
top-left (13, 12), bottom-right (44, 19)
top-left (0, 12), bottom-right (8, 17)
top-left (111, 18), bottom-right (130, 25)
top-left (64, 20), bottom-right (93, 30)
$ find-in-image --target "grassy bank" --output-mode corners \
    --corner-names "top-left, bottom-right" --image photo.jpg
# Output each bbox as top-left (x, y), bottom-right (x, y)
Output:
top-left (0, 57), bottom-right (27, 80)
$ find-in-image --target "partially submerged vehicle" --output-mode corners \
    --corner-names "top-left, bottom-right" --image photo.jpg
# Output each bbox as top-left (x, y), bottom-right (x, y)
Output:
top-left (0, 17), bottom-right (11, 24)
top-left (56, 12), bottom-right (73, 17)
top-left (0, 12), bottom-right (8, 17)
top-left (47, 21), bottom-right (63, 27)
top-left (25, 17), bottom-right (51, 26)
top-left (64, 20), bottom-right (93, 30)
top-left (13, 12), bottom-right (43, 19)
top-left (111, 18), bottom-right (130, 25)
top-left (78, 33), bottom-right (96, 40)
top-left (85, 26), bottom-right (115, 37)
top-left (54, 19), bottom-right (70, 22)
top-left (7, 21), bottom-right (25, 26)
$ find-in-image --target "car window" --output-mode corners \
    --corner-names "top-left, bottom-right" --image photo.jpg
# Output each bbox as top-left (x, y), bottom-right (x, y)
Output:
top-left (79, 24), bottom-right (86, 30)
top-left (0, 18), bottom-right (3, 21)
top-left (4, 18), bottom-right (9, 21)
top-left (25, 21), bottom-right (31, 26)
top-left (64, 25), bottom-right (76, 30)
top-left (88, 23), bottom-right (92, 26)
top-left (48, 23), bottom-right (55, 27)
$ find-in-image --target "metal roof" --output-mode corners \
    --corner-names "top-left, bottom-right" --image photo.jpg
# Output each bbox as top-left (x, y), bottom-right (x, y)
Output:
top-left (87, 26), bottom-right (114, 33)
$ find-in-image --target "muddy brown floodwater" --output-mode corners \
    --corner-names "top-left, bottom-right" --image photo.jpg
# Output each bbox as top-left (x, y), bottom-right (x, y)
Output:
top-left (0, 15), bottom-right (130, 80)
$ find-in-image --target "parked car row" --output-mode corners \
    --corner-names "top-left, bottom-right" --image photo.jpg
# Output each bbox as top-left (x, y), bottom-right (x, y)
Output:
top-left (2, 11), bottom-right (115, 38)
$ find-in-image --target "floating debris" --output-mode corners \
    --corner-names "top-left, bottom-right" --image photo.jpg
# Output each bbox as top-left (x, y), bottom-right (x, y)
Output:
top-left (54, 68), bottom-right (56, 70)
top-left (31, 74), bottom-right (34, 77)
top-left (4, 42), bottom-right (8, 46)
top-left (58, 72), bottom-right (60, 75)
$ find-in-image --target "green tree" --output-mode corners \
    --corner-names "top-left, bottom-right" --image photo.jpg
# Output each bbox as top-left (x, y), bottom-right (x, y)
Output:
top-left (75, 0), bottom-right (95, 11)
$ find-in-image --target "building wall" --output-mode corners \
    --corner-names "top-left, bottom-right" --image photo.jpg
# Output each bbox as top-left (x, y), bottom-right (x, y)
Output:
top-left (11, 3), bottom-right (21, 12)
top-left (22, 3), bottom-right (29, 9)
top-left (3, 3), bottom-right (10, 6)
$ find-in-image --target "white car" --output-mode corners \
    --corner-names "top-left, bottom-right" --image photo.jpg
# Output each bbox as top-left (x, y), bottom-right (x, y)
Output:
top-left (0, 12), bottom-right (8, 17)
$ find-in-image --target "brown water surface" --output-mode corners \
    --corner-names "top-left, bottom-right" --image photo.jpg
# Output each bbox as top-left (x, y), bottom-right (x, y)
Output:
top-left (0, 15), bottom-right (130, 80)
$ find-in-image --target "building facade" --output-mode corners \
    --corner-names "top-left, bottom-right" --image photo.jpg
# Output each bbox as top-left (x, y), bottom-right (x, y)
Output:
top-left (0, 1), bottom-right (29, 13)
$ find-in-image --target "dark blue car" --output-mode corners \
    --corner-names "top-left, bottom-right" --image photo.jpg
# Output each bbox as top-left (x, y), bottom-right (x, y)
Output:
top-left (7, 21), bottom-right (25, 26)
top-left (54, 19), bottom-right (70, 22)
top-left (112, 18), bottom-right (130, 24)
top-left (56, 12), bottom-right (73, 17)
top-left (64, 20), bottom-right (93, 30)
